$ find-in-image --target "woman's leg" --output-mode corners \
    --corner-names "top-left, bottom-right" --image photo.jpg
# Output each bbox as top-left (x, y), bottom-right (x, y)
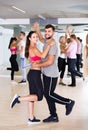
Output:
top-left (11, 70), bottom-right (14, 80)
top-left (7, 68), bottom-right (12, 70)
top-left (10, 94), bottom-right (38, 108)
top-left (10, 55), bottom-right (15, 81)
top-left (59, 59), bottom-right (66, 86)
top-left (28, 102), bottom-right (34, 120)
top-left (19, 94), bottom-right (38, 102)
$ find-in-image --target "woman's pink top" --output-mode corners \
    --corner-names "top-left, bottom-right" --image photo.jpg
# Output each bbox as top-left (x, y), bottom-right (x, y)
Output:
top-left (10, 47), bottom-right (17, 53)
top-left (29, 56), bottom-right (41, 62)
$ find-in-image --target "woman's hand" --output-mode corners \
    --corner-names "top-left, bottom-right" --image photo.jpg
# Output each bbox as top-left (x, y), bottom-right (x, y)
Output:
top-left (33, 22), bottom-right (39, 31)
top-left (47, 42), bottom-right (55, 47)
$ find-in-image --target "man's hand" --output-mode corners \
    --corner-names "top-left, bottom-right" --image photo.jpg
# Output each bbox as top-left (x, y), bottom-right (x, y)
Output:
top-left (33, 22), bottom-right (39, 31)
top-left (47, 41), bottom-right (55, 47)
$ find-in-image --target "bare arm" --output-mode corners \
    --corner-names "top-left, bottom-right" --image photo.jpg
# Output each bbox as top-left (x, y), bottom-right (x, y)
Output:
top-left (64, 43), bottom-right (70, 53)
top-left (34, 42), bottom-right (54, 58)
top-left (60, 44), bottom-right (67, 53)
top-left (65, 25), bottom-right (69, 39)
top-left (33, 54), bottom-right (55, 68)
top-left (33, 22), bottom-right (44, 43)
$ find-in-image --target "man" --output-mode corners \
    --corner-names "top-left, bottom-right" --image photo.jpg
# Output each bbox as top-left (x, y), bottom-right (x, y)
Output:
top-left (33, 23), bottom-right (75, 122)
top-left (17, 31), bottom-right (26, 84)
top-left (66, 34), bottom-right (83, 87)
top-left (76, 37), bottom-right (82, 72)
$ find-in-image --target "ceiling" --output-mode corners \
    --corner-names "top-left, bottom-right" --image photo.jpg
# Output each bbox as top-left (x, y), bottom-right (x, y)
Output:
top-left (0, 0), bottom-right (88, 19)
top-left (0, 0), bottom-right (88, 33)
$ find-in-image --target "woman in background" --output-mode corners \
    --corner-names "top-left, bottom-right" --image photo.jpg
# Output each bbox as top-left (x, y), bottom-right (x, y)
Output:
top-left (58, 36), bottom-right (67, 86)
top-left (58, 26), bottom-right (69, 86)
top-left (7, 37), bottom-right (19, 85)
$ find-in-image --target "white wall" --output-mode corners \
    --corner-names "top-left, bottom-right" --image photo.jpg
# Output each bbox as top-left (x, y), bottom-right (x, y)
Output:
top-left (0, 26), bottom-right (13, 66)
top-left (0, 26), bottom-right (4, 65)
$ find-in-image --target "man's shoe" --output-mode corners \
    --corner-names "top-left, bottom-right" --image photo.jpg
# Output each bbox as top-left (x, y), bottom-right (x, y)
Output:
top-left (10, 94), bottom-right (20, 108)
top-left (43, 115), bottom-right (59, 123)
top-left (67, 73), bottom-right (71, 77)
top-left (76, 72), bottom-right (83, 77)
top-left (68, 84), bottom-right (76, 87)
top-left (59, 82), bottom-right (66, 86)
top-left (27, 117), bottom-right (41, 125)
top-left (65, 100), bottom-right (75, 115)
top-left (18, 80), bottom-right (26, 84)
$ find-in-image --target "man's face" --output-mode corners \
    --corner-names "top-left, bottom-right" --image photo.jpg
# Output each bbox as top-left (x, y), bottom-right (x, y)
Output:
top-left (44, 28), bottom-right (54, 40)
top-left (19, 33), bottom-right (25, 40)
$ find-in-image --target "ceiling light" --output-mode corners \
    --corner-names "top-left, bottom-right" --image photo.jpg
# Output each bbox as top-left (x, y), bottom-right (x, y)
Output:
top-left (12, 6), bottom-right (26, 14)
top-left (38, 14), bottom-right (46, 20)
top-left (0, 18), bottom-right (5, 21)
top-left (19, 25), bottom-right (26, 28)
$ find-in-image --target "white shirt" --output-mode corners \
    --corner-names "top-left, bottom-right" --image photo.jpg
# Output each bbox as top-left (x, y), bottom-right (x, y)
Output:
top-left (19, 40), bottom-right (25, 58)
top-left (66, 41), bottom-right (77, 59)
top-left (60, 53), bottom-right (66, 59)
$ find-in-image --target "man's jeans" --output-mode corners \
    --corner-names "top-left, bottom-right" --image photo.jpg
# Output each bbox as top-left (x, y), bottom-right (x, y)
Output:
top-left (20, 58), bottom-right (32, 80)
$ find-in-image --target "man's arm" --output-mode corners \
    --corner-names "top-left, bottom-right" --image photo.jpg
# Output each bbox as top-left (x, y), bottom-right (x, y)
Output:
top-left (33, 54), bottom-right (55, 68)
top-left (16, 46), bottom-right (24, 54)
top-left (33, 22), bottom-right (44, 43)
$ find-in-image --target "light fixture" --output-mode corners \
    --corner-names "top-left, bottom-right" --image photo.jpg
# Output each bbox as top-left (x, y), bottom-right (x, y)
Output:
top-left (12, 6), bottom-right (26, 14)
top-left (38, 14), bottom-right (46, 20)
top-left (19, 25), bottom-right (26, 28)
top-left (0, 18), bottom-right (5, 21)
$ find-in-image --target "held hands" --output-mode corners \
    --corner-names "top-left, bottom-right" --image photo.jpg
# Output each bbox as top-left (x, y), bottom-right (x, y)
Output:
top-left (33, 22), bottom-right (39, 31)
top-left (66, 25), bottom-right (70, 31)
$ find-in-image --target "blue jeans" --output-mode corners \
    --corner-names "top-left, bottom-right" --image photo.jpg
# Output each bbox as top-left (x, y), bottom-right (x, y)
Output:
top-left (20, 58), bottom-right (32, 80)
top-left (20, 58), bottom-right (26, 81)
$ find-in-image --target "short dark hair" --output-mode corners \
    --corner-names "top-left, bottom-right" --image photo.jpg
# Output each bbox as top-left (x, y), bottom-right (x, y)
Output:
top-left (77, 37), bottom-right (80, 41)
top-left (70, 34), bottom-right (76, 40)
top-left (45, 24), bottom-right (55, 31)
top-left (8, 37), bottom-right (17, 49)
top-left (20, 31), bottom-right (25, 36)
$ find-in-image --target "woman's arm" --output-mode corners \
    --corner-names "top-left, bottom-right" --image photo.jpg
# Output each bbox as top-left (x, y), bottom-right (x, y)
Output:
top-left (33, 22), bottom-right (44, 43)
top-left (33, 43), bottom-right (54, 58)
top-left (32, 54), bottom-right (55, 68)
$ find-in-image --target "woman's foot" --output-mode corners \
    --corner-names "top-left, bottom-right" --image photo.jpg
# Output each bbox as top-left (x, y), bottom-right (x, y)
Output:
top-left (11, 80), bottom-right (18, 85)
top-left (27, 117), bottom-right (41, 125)
top-left (59, 82), bottom-right (66, 86)
top-left (10, 94), bottom-right (20, 108)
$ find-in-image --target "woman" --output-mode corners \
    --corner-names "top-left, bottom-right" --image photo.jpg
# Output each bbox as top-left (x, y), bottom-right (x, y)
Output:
top-left (10, 31), bottom-right (54, 125)
top-left (7, 37), bottom-right (19, 85)
top-left (83, 34), bottom-right (88, 79)
top-left (58, 36), bottom-right (67, 86)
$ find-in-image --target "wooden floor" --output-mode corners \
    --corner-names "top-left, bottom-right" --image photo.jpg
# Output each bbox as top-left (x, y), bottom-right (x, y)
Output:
top-left (0, 70), bottom-right (88, 130)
